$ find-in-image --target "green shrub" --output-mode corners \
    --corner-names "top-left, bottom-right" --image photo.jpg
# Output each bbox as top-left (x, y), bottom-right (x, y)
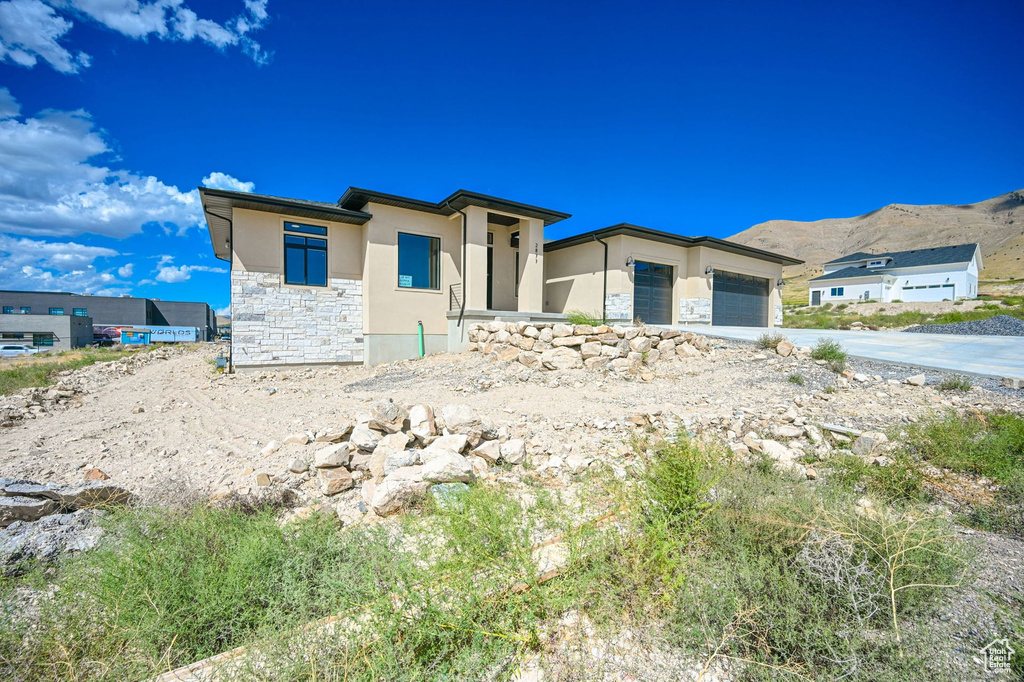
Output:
top-left (565, 309), bottom-right (604, 325)
top-left (901, 411), bottom-right (1023, 484)
top-left (755, 332), bottom-right (787, 350)
top-left (811, 338), bottom-right (848, 372)
top-left (935, 374), bottom-right (972, 392)
top-left (0, 347), bottom-right (142, 396)
top-left (829, 453), bottom-right (926, 503)
top-left (787, 373), bottom-right (805, 385)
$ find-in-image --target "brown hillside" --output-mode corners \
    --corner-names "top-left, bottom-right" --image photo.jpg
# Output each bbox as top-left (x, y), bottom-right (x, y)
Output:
top-left (728, 189), bottom-right (1024, 299)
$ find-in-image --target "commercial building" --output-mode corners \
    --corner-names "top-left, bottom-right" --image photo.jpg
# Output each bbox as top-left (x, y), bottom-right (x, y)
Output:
top-left (0, 314), bottom-right (94, 351)
top-left (200, 186), bottom-right (802, 369)
top-left (0, 291), bottom-right (217, 341)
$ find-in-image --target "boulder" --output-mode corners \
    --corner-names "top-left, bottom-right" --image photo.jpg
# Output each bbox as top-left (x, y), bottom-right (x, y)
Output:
top-left (552, 336), bottom-right (585, 347)
top-left (0, 496), bottom-right (59, 528)
top-left (496, 346), bottom-right (520, 361)
top-left (408, 404), bottom-right (436, 443)
top-left (284, 432), bottom-right (310, 446)
top-left (499, 438), bottom-right (527, 464)
top-left (422, 451), bottom-right (474, 483)
top-left (551, 323), bottom-right (573, 338)
top-left (368, 399), bottom-right (408, 434)
top-left (584, 357), bottom-right (610, 371)
top-left (319, 468), bottom-right (354, 495)
top-left (656, 339), bottom-right (676, 354)
top-left (383, 449), bottom-right (420, 476)
top-left (773, 424), bottom-right (805, 439)
top-left (426, 433), bottom-right (469, 453)
top-left (349, 424), bottom-right (382, 452)
top-left (676, 342), bottom-right (701, 358)
top-left (83, 468), bottom-right (109, 481)
top-left (580, 341), bottom-right (603, 359)
top-left (760, 439), bottom-right (797, 463)
top-left (905, 374), bottom-right (926, 387)
top-left (440, 404), bottom-right (481, 433)
top-left (260, 440), bottom-right (283, 457)
top-left (369, 433), bottom-right (413, 479)
top-left (629, 336), bottom-right (652, 353)
top-left (518, 351), bottom-right (541, 369)
top-left (472, 439), bottom-right (503, 463)
top-left (315, 423), bottom-right (353, 442)
top-left (370, 473), bottom-right (427, 516)
top-left (776, 341), bottom-right (795, 357)
top-left (541, 347), bottom-right (583, 370)
top-left (288, 458), bottom-right (309, 474)
top-left (314, 442), bottom-right (353, 469)
top-left (852, 432), bottom-right (889, 457)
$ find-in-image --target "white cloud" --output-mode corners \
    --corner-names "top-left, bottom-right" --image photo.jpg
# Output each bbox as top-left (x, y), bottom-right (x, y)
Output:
top-left (0, 0), bottom-right (89, 73)
top-left (214, 305), bottom-right (230, 318)
top-left (0, 89), bottom-right (253, 240)
top-left (155, 263), bottom-right (226, 283)
top-left (0, 0), bottom-right (271, 73)
top-left (202, 171), bottom-right (255, 193)
top-left (0, 86), bottom-right (21, 119)
top-left (0, 233), bottom-right (130, 295)
top-left (117, 262), bottom-right (133, 277)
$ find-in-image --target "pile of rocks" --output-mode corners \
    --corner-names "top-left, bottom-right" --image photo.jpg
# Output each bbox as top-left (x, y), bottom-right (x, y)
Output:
top-left (0, 345), bottom-right (186, 428)
top-left (468, 322), bottom-right (712, 373)
top-left (261, 400), bottom-right (527, 519)
top-left (0, 478), bottom-right (134, 576)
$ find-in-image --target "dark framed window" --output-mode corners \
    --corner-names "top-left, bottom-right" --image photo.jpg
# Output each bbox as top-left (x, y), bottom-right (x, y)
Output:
top-left (514, 251), bottom-right (520, 297)
top-left (49, 307), bottom-right (64, 315)
top-left (830, 287), bottom-right (844, 297)
top-left (20, 307), bottom-right (30, 314)
top-left (397, 232), bottom-right (440, 290)
top-left (284, 222), bottom-right (328, 236)
top-left (1, 307), bottom-right (11, 314)
top-left (284, 234), bottom-right (327, 286)
top-left (73, 308), bottom-right (88, 317)
top-left (2, 333), bottom-right (24, 339)
top-left (32, 333), bottom-right (53, 346)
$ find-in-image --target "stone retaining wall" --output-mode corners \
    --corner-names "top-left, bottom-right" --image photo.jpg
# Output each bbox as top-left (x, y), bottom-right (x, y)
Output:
top-left (468, 321), bottom-right (711, 372)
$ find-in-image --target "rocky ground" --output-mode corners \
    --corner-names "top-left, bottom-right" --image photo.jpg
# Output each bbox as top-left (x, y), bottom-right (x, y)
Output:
top-left (1, 334), bottom-right (1022, 679)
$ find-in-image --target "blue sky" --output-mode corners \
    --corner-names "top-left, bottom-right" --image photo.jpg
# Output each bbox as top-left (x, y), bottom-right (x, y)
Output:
top-left (1, 0), bottom-right (1021, 313)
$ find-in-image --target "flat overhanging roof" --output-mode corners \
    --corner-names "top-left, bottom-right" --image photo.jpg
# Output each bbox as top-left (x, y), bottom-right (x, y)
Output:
top-left (338, 187), bottom-right (571, 226)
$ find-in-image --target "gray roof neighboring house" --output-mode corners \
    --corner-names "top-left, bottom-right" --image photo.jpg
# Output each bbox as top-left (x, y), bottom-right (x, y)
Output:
top-left (823, 243), bottom-right (979, 268)
top-left (811, 243), bottom-right (980, 283)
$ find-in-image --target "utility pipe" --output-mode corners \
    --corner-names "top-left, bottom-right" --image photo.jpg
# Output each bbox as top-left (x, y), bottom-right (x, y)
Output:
top-left (417, 320), bottom-right (425, 358)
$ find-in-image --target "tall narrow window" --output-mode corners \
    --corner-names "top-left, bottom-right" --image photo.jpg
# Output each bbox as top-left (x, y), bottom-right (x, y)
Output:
top-left (514, 251), bottom-right (520, 297)
top-left (397, 233), bottom-right (440, 290)
top-left (283, 223), bottom-right (328, 287)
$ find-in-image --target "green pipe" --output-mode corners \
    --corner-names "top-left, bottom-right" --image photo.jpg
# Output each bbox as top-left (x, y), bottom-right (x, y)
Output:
top-left (417, 320), bottom-right (425, 358)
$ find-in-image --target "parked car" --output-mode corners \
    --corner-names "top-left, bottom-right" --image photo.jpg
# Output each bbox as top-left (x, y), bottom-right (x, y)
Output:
top-left (0, 344), bottom-right (41, 358)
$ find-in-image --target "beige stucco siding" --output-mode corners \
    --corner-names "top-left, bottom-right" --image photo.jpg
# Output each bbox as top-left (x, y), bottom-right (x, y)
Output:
top-left (361, 202), bottom-right (461, 336)
top-left (231, 208), bottom-right (363, 280)
top-left (543, 240), bottom-right (607, 315)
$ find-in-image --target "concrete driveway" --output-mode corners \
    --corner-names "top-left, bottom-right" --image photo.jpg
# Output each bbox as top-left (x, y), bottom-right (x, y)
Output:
top-left (677, 325), bottom-right (1024, 379)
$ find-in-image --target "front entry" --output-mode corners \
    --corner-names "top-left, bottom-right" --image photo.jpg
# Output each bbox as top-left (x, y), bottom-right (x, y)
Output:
top-left (633, 261), bottom-right (673, 325)
top-left (811, 290), bottom-right (821, 306)
top-left (712, 270), bottom-right (769, 326)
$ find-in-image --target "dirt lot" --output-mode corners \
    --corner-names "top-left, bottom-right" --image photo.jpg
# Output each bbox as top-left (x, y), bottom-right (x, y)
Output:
top-left (3, 340), bottom-right (1021, 507)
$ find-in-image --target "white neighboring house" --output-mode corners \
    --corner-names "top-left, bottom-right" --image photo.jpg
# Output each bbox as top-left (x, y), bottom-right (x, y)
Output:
top-left (808, 243), bottom-right (982, 305)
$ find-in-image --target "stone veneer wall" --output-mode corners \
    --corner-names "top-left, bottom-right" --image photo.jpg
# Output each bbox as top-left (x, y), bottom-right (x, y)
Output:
top-left (231, 271), bottom-right (364, 366)
top-left (604, 293), bottom-right (633, 322)
top-left (679, 297), bottom-right (711, 324)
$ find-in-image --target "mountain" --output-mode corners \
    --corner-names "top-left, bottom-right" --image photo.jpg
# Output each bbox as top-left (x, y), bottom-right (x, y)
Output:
top-left (728, 189), bottom-right (1024, 300)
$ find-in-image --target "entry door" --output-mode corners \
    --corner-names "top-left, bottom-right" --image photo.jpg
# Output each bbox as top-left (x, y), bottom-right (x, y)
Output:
top-left (712, 270), bottom-right (769, 326)
top-left (811, 290), bottom-right (821, 306)
top-left (633, 261), bottom-right (673, 325)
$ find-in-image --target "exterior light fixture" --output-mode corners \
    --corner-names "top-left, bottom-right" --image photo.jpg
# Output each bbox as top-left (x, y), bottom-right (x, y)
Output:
top-left (625, 256), bottom-right (635, 267)
top-left (777, 279), bottom-right (785, 287)
top-left (705, 266), bottom-right (715, 275)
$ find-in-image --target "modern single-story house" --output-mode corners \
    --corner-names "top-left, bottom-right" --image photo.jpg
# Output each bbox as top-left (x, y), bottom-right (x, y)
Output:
top-left (199, 186), bottom-right (802, 369)
top-left (807, 244), bottom-right (982, 305)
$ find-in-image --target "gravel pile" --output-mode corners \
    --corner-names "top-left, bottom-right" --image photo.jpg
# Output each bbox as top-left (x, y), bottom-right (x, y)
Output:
top-left (903, 314), bottom-right (1024, 337)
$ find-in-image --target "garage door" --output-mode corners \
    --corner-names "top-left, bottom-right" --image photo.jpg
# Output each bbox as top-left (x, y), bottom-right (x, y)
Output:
top-left (900, 284), bottom-right (955, 302)
top-left (633, 261), bottom-right (673, 325)
top-left (712, 270), bottom-right (769, 326)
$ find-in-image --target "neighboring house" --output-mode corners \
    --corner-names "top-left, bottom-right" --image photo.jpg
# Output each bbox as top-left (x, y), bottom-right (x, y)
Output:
top-left (0, 291), bottom-right (218, 341)
top-left (199, 186), bottom-right (802, 369)
top-left (807, 244), bottom-right (982, 305)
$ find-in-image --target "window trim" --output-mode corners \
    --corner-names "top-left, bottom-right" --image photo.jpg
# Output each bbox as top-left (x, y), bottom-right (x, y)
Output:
top-left (280, 218), bottom-right (327, 286)
top-left (396, 230), bottom-right (442, 293)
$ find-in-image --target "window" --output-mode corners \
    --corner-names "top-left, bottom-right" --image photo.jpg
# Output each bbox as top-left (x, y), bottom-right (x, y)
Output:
top-left (514, 251), bottom-right (520, 298)
top-left (284, 221), bottom-right (328, 236)
top-left (73, 308), bottom-right (88, 317)
top-left (49, 307), bottom-right (63, 315)
top-left (2, 307), bottom-right (11, 314)
top-left (487, 232), bottom-right (494, 245)
top-left (32, 333), bottom-right (53, 346)
top-left (283, 234), bottom-right (327, 287)
top-left (2, 333), bottom-right (24, 339)
top-left (20, 307), bottom-right (30, 314)
top-left (397, 233), bottom-right (440, 290)
top-left (868, 260), bottom-right (884, 267)
top-left (830, 287), bottom-right (844, 297)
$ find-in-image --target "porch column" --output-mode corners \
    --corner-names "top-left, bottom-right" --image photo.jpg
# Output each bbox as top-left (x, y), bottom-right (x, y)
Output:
top-left (517, 217), bottom-right (545, 313)
top-left (463, 205), bottom-right (489, 310)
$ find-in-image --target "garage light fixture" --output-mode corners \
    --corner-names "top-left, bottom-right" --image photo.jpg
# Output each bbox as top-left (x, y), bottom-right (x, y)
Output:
top-left (626, 256), bottom-right (635, 267)
top-left (705, 266), bottom-right (715, 275)
top-left (777, 279), bottom-right (785, 287)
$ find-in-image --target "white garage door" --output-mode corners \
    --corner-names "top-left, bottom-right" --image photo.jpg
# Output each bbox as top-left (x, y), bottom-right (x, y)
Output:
top-left (901, 284), bottom-right (955, 302)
